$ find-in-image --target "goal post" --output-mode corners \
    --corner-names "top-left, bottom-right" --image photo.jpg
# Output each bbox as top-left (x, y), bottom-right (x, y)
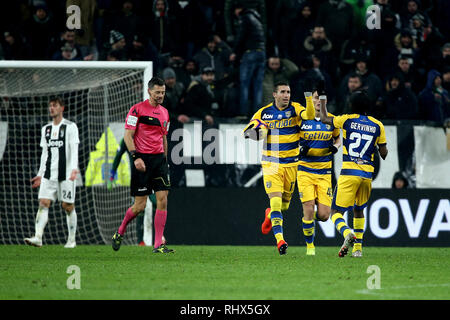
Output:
top-left (0, 60), bottom-right (153, 245)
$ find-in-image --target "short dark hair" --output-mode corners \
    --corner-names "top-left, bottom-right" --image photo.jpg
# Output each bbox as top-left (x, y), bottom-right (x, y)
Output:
top-left (273, 81), bottom-right (290, 92)
top-left (148, 77), bottom-right (165, 89)
top-left (49, 96), bottom-right (65, 107)
top-left (349, 91), bottom-right (371, 115)
top-left (348, 73), bottom-right (363, 83)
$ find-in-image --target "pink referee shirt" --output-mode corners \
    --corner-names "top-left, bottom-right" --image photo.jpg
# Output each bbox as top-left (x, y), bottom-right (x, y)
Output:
top-left (124, 99), bottom-right (170, 154)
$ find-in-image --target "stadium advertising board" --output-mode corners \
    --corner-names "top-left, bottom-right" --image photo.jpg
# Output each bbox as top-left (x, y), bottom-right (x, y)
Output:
top-left (166, 188), bottom-right (450, 247)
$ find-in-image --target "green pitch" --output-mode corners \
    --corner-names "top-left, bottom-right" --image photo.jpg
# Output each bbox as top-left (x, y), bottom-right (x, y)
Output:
top-left (1, 245), bottom-right (449, 300)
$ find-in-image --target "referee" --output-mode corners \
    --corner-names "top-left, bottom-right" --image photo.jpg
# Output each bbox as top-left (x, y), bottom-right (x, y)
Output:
top-left (112, 77), bottom-right (174, 253)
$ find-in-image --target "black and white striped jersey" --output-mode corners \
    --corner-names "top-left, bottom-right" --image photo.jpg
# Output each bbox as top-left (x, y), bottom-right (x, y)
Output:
top-left (38, 118), bottom-right (79, 181)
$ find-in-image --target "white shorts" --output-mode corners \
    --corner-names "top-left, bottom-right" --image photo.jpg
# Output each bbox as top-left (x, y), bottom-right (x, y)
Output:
top-left (38, 178), bottom-right (76, 204)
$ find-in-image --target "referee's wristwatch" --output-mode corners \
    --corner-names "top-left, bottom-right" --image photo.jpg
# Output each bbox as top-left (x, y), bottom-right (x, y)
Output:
top-left (130, 150), bottom-right (140, 160)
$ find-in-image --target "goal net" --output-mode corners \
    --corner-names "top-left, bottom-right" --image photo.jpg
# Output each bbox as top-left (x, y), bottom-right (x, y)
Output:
top-left (0, 61), bottom-right (152, 245)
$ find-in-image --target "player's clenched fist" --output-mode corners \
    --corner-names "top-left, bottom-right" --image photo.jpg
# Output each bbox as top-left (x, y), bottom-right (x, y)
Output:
top-left (134, 158), bottom-right (146, 172)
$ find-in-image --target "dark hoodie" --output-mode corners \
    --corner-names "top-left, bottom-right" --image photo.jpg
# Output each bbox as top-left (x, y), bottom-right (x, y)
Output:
top-left (384, 73), bottom-right (419, 120)
top-left (150, 0), bottom-right (178, 54)
top-left (418, 69), bottom-right (450, 123)
top-left (391, 171), bottom-right (409, 189)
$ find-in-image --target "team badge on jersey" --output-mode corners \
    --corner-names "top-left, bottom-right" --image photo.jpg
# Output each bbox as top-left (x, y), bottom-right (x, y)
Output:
top-left (266, 181), bottom-right (272, 188)
top-left (285, 111), bottom-right (291, 118)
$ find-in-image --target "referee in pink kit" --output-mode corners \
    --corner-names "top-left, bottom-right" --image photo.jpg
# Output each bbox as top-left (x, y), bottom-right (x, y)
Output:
top-left (112, 77), bottom-right (174, 253)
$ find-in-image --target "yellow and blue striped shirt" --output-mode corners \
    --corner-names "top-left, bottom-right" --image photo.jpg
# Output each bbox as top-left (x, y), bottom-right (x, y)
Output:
top-left (333, 114), bottom-right (386, 179)
top-left (251, 102), bottom-right (309, 167)
top-left (298, 114), bottom-right (340, 175)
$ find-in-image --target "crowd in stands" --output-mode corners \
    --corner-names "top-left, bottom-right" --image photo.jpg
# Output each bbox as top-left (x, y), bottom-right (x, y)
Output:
top-left (0, 0), bottom-right (449, 126)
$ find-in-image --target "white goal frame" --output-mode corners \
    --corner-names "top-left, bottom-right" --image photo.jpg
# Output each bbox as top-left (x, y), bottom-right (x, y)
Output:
top-left (0, 60), bottom-right (153, 101)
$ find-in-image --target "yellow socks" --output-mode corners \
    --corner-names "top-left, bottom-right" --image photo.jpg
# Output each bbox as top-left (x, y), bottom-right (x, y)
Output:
top-left (353, 217), bottom-right (365, 251)
top-left (270, 197), bottom-right (284, 244)
top-left (302, 218), bottom-right (315, 248)
top-left (331, 212), bottom-right (351, 238)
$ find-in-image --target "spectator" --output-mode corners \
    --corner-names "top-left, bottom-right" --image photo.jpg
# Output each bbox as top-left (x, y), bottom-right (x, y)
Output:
top-left (193, 35), bottom-right (232, 82)
top-left (435, 43), bottom-right (450, 72)
top-left (178, 66), bottom-right (217, 126)
top-left (393, 29), bottom-right (418, 67)
top-left (150, 0), bottom-right (180, 56)
top-left (290, 1), bottom-right (314, 61)
top-left (229, 2), bottom-right (266, 118)
top-left (273, 0), bottom-right (305, 59)
top-left (340, 55), bottom-right (383, 107)
top-left (400, 0), bottom-right (430, 32)
top-left (2, 30), bottom-right (31, 60)
top-left (23, 3), bottom-right (55, 59)
top-left (302, 25), bottom-right (332, 57)
top-left (162, 67), bottom-right (185, 120)
top-left (442, 67), bottom-right (450, 93)
top-left (49, 29), bottom-right (86, 60)
top-left (128, 33), bottom-right (160, 66)
top-left (174, 59), bottom-right (199, 90)
top-left (106, 0), bottom-right (142, 52)
top-left (316, 0), bottom-right (354, 55)
top-left (100, 30), bottom-right (128, 61)
top-left (396, 55), bottom-right (423, 94)
top-left (340, 30), bottom-right (375, 78)
top-left (392, 171), bottom-right (409, 189)
top-left (52, 42), bottom-right (83, 61)
top-left (373, 0), bottom-right (402, 29)
top-left (66, 0), bottom-right (97, 58)
top-left (224, 0), bottom-right (266, 45)
top-left (417, 24), bottom-right (447, 72)
top-left (301, 25), bottom-right (336, 81)
top-left (312, 54), bottom-right (335, 107)
top-left (336, 73), bottom-right (363, 114)
top-left (262, 56), bottom-right (298, 105)
top-left (383, 73), bottom-right (419, 120)
top-left (369, 8), bottom-right (400, 79)
top-left (291, 55), bottom-right (323, 107)
top-left (170, 0), bottom-right (214, 59)
top-left (418, 69), bottom-right (450, 124)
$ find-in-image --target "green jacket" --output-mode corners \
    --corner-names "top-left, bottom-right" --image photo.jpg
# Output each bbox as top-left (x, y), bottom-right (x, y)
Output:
top-left (262, 58), bottom-right (298, 105)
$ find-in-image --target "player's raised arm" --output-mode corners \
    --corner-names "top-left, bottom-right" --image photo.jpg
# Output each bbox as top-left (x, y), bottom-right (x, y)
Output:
top-left (319, 95), bottom-right (333, 125)
top-left (304, 92), bottom-right (315, 120)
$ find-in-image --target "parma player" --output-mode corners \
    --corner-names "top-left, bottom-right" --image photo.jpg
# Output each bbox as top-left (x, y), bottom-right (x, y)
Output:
top-left (244, 82), bottom-right (314, 255)
top-left (112, 77), bottom-right (173, 254)
top-left (296, 88), bottom-right (341, 256)
top-left (25, 97), bottom-right (80, 248)
top-left (319, 91), bottom-right (388, 257)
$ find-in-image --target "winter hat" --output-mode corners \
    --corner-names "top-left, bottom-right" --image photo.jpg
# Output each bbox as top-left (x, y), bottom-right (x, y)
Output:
top-left (162, 67), bottom-right (176, 80)
top-left (412, 13), bottom-right (426, 25)
top-left (110, 30), bottom-right (125, 45)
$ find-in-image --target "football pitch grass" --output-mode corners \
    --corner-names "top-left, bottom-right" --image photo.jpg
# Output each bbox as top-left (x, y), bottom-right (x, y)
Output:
top-left (1, 245), bottom-right (449, 300)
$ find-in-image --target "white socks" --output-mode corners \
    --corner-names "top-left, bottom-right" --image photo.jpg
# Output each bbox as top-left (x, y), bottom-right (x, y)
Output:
top-left (66, 209), bottom-right (77, 242)
top-left (35, 207), bottom-right (49, 240)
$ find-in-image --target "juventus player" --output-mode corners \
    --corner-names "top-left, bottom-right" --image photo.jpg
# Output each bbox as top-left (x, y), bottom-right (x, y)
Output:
top-left (24, 97), bottom-right (80, 248)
